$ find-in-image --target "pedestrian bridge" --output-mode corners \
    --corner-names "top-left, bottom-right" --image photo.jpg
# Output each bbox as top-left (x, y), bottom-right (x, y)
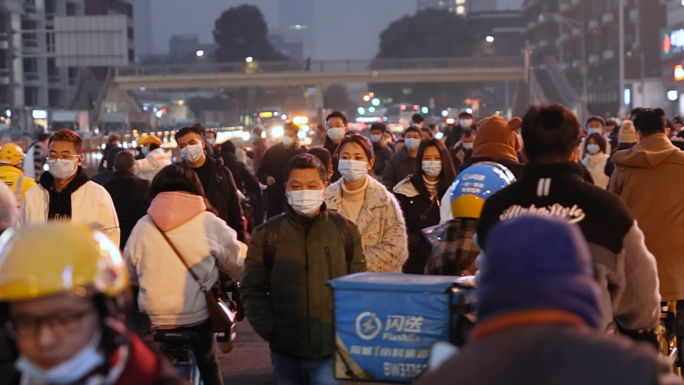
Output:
top-left (112, 56), bottom-right (525, 90)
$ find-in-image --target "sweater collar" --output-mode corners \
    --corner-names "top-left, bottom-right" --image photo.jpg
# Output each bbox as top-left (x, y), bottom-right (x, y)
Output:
top-left (340, 175), bottom-right (368, 202)
top-left (521, 162), bottom-right (584, 182)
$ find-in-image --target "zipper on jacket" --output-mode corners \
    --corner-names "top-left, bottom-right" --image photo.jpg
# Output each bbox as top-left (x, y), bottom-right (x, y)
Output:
top-left (325, 246), bottom-right (334, 280)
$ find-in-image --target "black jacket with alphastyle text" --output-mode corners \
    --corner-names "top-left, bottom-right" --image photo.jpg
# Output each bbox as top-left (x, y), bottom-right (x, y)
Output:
top-left (476, 162), bottom-right (661, 331)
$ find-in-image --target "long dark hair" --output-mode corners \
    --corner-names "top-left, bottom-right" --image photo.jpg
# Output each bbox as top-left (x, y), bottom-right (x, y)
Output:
top-left (411, 139), bottom-right (456, 198)
top-left (584, 133), bottom-right (607, 155)
top-left (149, 163), bottom-right (217, 215)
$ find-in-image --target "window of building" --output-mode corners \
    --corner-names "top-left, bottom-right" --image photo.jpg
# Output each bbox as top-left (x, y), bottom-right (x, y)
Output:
top-left (24, 87), bottom-right (37, 106)
top-left (48, 89), bottom-right (61, 107)
top-left (23, 58), bottom-right (37, 74)
top-left (66, 3), bottom-right (77, 16)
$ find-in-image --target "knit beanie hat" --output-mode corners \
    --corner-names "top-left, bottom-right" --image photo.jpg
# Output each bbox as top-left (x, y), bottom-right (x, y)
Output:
top-left (472, 115), bottom-right (523, 161)
top-left (619, 121), bottom-right (638, 144)
top-left (476, 216), bottom-right (602, 329)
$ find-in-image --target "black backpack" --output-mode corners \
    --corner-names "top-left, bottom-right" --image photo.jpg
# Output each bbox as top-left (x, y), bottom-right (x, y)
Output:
top-left (263, 211), bottom-right (355, 274)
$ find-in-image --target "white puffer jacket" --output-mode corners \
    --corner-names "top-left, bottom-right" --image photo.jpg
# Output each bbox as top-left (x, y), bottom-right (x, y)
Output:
top-left (136, 148), bottom-right (172, 182)
top-left (19, 181), bottom-right (120, 248)
top-left (325, 175), bottom-right (408, 273)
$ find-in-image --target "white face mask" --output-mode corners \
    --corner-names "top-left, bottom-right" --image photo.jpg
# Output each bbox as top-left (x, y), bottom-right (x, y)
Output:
top-left (328, 127), bottom-right (346, 142)
top-left (338, 160), bottom-right (368, 183)
top-left (47, 158), bottom-right (78, 180)
top-left (587, 128), bottom-right (603, 135)
top-left (587, 144), bottom-right (601, 155)
top-left (370, 134), bottom-right (382, 143)
top-left (15, 329), bottom-right (104, 384)
top-left (281, 135), bottom-right (294, 148)
top-left (460, 119), bottom-right (473, 127)
top-left (462, 142), bottom-right (474, 150)
top-left (404, 138), bottom-right (421, 152)
top-left (180, 143), bottom-right (203, 163)
top-left (287, 189), bottom-right (324, 216)
top-left (422, 160), bottom-right (442, 177)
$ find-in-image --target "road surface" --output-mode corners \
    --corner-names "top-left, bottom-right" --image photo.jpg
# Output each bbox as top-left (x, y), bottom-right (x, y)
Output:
top-left (219, 320), bottom-right (276, 385)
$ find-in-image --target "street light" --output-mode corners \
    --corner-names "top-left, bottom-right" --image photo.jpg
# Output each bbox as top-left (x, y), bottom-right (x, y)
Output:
top-left (485, 35), bottom-right (495, 43)
top-left (245, 56), bottom-right (254, 63)
top-left (195, 49), bottom-right (205, 57)
top-left (540, 12), bottom-right (588, 123)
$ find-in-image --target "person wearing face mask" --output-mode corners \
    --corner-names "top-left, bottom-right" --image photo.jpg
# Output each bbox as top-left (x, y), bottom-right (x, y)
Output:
top-left (242, 153), bottom-right (366, 385)
top-left (444, 112), bottom-right (475, 150)
top-left (0, 224), bottom-right (188, 385)
top-left (382, 126), bottom-right (422, 190)
top-left (323, 111), bottom-right (349, 183)
top-left (135, 134), bottom-right (171, 182)
top-left (176, 124), bottom-right (245, 242)
top-left (205, 130), bottom-right (220, 158)
top-left (257, 122), bottom-right (307, 218)
top-left (102, 151), bottom-right (151, 250)
top-left (581, 133), bottom-right (610, 189)
top-left (369, 123), bottom-right (394, 178)
top-left (451, 128), bottom-right (476, 168)
top-left (19, 129), bottom-right (120, 248)
top-left (325, 135), bottom-right (408, 272)
top-left (393, 139), bottom-right (457, 274)
top-left (579, 116), bottom-right (611, 159)
top-left (98, 134), bottom-right (120, 173)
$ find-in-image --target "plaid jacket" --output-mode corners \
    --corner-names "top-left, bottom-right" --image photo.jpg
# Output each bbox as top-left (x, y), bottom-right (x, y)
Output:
top-left (424, 218), bottom-right (479, 276)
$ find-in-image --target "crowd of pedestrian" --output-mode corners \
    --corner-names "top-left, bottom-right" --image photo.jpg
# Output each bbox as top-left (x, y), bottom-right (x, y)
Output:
top-left (1, 104), bottom-right (684, 385)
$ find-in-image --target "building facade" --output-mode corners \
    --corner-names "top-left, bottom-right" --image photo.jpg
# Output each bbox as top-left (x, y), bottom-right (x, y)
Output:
top-left (661, 0), bottom-right (684, 117)
top-left (133, 0), bottom-right (152, 61)
top-left (524, 0), bottom-right (667, 116)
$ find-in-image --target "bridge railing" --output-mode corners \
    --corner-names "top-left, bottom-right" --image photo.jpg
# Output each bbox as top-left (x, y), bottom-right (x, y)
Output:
top-left (115, 56), bottom-right (522, 77)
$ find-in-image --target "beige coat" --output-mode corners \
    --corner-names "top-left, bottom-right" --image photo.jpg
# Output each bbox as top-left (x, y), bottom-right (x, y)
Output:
top-left (325, 176), bottom-right (408, 272)
top-left (610, 133), bottom-right (684, 301)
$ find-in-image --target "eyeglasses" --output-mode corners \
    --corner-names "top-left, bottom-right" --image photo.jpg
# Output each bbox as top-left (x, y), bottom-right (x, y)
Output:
top-left (5, 307), bottom-right (96, 339)
top-left (46, 153), bottom-right (80, 163)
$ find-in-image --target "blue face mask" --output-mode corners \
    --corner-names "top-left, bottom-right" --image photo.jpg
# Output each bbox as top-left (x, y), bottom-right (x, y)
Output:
top-left (141, 146), bottom-right (149, 156)
top-left (206, 138), bottom-right (214, 146)
top-left (370, 134), bottom-right (382, 143)
top-left (405, 138), bottom-right (421, 151)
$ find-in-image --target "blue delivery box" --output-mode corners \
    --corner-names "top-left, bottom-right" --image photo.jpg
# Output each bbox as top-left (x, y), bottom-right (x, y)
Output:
top-left (329, 272), bottom-right (475, 383)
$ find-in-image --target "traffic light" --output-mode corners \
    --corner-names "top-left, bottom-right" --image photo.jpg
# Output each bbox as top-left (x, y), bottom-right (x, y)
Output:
top-left (371, 98), bottom-right (381, 107)
top-left (421, 106), bottom-right (429, 114)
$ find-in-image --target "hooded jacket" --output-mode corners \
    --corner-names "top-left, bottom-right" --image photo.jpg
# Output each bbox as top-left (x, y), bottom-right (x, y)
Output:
top-left (610, 133), bottom-right (684, 301)
top-left (325, 175), bottom-right (408, 272)
top-left (477, 162), bottom-right (660, 331)
top-left (20, 168), bottom-right (120, 248)
top-left (124, 192), bottom-right (246, 327)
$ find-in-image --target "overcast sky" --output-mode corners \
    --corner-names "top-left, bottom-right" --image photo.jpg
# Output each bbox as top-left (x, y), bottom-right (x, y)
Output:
top-left (150, 0), bottom-right (416, 60)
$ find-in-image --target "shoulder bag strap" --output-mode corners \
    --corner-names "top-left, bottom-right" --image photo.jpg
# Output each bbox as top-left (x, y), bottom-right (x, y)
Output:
top-left (149, 218), bottom-right (203, 287)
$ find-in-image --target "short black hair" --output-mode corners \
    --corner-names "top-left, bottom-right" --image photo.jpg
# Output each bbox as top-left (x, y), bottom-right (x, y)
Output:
top-left (459, 112), bottom-right (473, 119)
top-left (37, 132), bottom-right (51, 142)
top-left (221, 140), bottom-right (236, 154)
top-left (206, 131), bottom-right (217, 138)
top-left (633, 108), bottom-right (666, 137)
top-left (175, 123), bottom-right (205, 141)
top-left (105, 147), bottom-right (124, 170)
top-left (150, 163), bottom-right (207, 198)
top-left (420, 127), bottom-right (434, 139)
top-left (521, 104), bottom-right (580, 163)
top-left (285, 153), bottom-right (327, 184)
top-left (586, 116), bottom-right (605, 127)
top-left (630, 108), bottom-right (645, 121)
top-left (336, 134), bottom-right (374, 161)
top-left (584, 133), bottom-right (607, 154)
top-left (113, 150), bottom-right (135, 172)
top-left (403, 126), bottom-right (421, 137)
top-left (606, 118), bottom-right (620, 127)
top-left (412, 113), bottom-right (424, 124)
top-left (307, 147), bottom-right (332, 174)
top-left (326, 111), bottom-right (348, 125)
top-left (370, 123), bottom-right (387, 133)
top-left (673, 116), bottom-right (684, 125)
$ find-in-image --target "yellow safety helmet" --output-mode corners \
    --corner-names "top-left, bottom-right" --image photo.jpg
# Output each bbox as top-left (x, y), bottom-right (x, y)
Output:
top-left (0, 143), bottom-right (24, 166)
top-left (0, 223), bottom-right (129, 302)
top-left (138, 134), bottom-right (161, 146)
